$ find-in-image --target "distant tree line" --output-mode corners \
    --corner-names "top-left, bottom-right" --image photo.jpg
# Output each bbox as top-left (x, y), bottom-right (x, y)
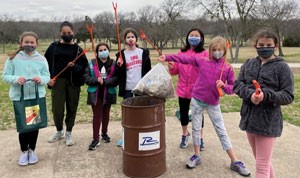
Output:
top-left (0, 0), bottom-right (299, 62)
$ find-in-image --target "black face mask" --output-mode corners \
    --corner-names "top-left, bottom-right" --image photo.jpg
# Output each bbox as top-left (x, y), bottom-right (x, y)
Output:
top-left (256, 47), bottom-right (275, 59)
top-left (61, 34), bottom-right (73, 43)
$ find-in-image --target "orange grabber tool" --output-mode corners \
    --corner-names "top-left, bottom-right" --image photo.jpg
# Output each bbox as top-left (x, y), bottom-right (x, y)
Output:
top-left (252, 80), bottom-right (261, 95)
top-left (217, 60), bottom-right (226, 97)
top-left (112, 2), bottom-right (123, 67)
top-left (139, 28), bottom-right (173, 66)
top-left (52, 49), bottom-right (89, 81)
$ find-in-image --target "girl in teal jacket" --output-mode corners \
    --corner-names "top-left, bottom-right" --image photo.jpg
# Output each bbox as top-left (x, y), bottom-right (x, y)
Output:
top-left (2, 31), bottom-right (50, 166)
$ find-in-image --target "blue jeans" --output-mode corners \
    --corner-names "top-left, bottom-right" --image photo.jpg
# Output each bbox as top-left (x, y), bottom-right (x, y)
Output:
top-left (191, 98), bottom-right (232, 150)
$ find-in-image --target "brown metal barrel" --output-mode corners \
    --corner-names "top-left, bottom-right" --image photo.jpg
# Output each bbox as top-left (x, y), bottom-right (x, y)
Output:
top-left (121, 96), bottom-right (166, 178)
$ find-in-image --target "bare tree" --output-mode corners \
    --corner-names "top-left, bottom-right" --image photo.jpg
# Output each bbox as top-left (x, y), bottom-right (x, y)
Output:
top-left (195, 0), bottom-right (257, 63)
top-left (94, 12), bottom-right (115, 46)
top-left (251, 0), bottom-right (300, 56)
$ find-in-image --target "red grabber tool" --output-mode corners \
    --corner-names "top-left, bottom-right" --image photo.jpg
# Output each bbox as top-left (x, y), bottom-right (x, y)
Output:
top-left (52, 49), bottom-right (89, 81)
top-left (217, 39), bottom-right (231, 97)
top-left (112, 2), bottom-right (123, 67)
top-left (252, 80), bottom-right (261, 95)
top-left (85, 16), bottom-right (100, 77)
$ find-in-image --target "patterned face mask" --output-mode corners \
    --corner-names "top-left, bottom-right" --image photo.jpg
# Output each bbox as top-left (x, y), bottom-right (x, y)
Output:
top-left (22, 46), bottom-right (36, 53)
top-left (256, 47), bottom-right (274, 59)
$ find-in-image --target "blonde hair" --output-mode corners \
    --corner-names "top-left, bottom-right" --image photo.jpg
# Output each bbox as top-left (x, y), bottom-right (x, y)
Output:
top-left (9, 31), bottom-right (39, 60)
top-left (208, 36), bottom-right (227, 60)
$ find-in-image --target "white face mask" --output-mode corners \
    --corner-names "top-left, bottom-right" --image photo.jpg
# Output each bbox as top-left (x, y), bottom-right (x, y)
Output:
top-left (212, 51), bottom-right (224, 60)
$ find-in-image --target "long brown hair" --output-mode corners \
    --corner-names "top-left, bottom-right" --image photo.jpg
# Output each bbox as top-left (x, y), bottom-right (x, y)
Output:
top-left (8, 31), bottom-right (39, 60)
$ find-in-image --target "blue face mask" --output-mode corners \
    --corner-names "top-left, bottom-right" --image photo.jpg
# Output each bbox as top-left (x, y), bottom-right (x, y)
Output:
top-left (98, 50), bottom-right (109, 59)
top-left (188, 37), bottom-right (201, 46)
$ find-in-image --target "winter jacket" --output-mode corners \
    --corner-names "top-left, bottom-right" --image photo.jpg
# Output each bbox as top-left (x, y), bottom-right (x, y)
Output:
top-left (2, 51), bottom-right (50, 101)
top-left (44, 41), bottom-right (88, 87)
top-left (169, 49), bottom-right (209, 99)
top-left (233, 57), bottom-right (294, 137)
top-left (116, 48), bottom-right (151, 97)
top-left (84, 59), bottom-right (118, 106)
top-left (166, 54), bottom-right (235, 105)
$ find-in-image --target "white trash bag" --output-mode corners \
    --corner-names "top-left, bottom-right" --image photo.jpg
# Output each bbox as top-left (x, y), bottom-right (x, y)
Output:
top-left (132, 62), bottom-right (175, 99)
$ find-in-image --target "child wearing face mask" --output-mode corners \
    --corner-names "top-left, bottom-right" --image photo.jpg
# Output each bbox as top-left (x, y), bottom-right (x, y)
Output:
top-left (2, 31), bottom-right (50, 166)
top-left (234, 29), bottom-right (294, 178)
top-left (84, 43), bottom-right (119, 150)
top-left (45, 21), bottom-right (88, 146)
top-left (168, 28), bottom-right (208, 150)
top-left (115, 28), bottom-right (151, 147)
top-left (158, 36), bottom-right (251, 176)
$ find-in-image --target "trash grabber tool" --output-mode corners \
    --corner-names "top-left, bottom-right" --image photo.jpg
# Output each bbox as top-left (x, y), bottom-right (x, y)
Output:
top-left (252, 80), bottom-right (261, 95)
top-left (52, 49), bottom-right (89, 81)
top-left (112, 2), bottom-right (123, 67)
top-left (85, 16), bottom-right (100, 77)
top-left (217, 39), bottom-right (231, 97)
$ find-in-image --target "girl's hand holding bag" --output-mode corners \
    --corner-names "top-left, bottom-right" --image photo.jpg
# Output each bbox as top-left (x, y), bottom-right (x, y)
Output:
top-left (13, 79), bottom-right (47, 133)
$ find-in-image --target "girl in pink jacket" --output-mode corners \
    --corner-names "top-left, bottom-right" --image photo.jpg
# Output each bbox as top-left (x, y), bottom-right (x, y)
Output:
top-left (159, 36), bottom-right (250, 176)
top-left (168, 28), bottom-right (208, 149)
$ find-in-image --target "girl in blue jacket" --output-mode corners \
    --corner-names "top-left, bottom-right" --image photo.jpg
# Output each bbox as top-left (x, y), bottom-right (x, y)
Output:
top-left (2, 31), bottom-right (50, 166)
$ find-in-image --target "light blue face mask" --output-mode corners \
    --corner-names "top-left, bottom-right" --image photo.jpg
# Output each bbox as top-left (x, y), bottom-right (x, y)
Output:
top-left (188, 36), bottom-right (201, 46)
top-left (98, 50), bottom-right (109, 59)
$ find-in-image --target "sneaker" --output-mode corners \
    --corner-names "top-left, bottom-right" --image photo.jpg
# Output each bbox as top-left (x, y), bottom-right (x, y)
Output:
top-left (117, 139), bottom-right (123, 147)
top-left (186, 155), bottom-right (201, 169)
top-left (48, 131), bottom-right (64, 143)
top-left (101, 133), bottom-right (111, 143)
top-left (179, 133), bottom-right (190, 148)
top-left (200, 139), bottom-right (205, 151)
top-left (18, 151), bottom-right (29, 166)
top-left (28, 149), bottom-right (38, 164)
top-left (230, 161), bottom-right (251, 177)
top-left (88, 140), bottom-right (100, 150)
top-left (65, 131), bottom-right (75, 146)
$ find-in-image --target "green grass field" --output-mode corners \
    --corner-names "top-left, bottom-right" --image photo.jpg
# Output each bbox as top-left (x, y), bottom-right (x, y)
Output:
top-left (0, 46), bottom-right (299, 130)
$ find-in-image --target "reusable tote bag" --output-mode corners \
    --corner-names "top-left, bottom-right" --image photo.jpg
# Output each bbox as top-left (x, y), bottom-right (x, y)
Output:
top-left (13, 81), bottom-right (47, 133)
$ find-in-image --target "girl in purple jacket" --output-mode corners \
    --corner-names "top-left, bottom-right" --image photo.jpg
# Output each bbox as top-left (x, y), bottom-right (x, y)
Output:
top-left (168, 28), bottom-right (208, 149)
top-left (159, 36), bottom-right (250, 176)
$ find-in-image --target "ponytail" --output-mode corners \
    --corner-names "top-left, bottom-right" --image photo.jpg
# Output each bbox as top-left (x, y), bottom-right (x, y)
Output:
top-left (8, 46), bottom-right (22, 60)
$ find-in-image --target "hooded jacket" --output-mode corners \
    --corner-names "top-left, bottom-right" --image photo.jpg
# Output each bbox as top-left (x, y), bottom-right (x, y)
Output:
top-left (166, 54), bottom-right (235, 105)
top-left (169, 49), bottom-right (209, 99)
top-left (234, 57), bottom-right (294, 137)
top-left (2, 51), bottom-right (50, 101)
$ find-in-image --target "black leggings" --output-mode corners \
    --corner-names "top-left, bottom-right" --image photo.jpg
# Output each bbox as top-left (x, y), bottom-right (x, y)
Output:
top-left (19, 130), bottom-right (39, 152)
top-left (179, 97), bottom-right (204, 127)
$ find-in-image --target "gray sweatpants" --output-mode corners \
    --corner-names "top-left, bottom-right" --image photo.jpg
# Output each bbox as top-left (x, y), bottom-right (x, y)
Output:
top-left (191, 98), bottom-right (232, 150)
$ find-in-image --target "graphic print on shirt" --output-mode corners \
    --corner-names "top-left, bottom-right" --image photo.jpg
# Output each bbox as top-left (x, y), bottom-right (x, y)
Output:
top-left (124, 48), bottom-right (143, 90)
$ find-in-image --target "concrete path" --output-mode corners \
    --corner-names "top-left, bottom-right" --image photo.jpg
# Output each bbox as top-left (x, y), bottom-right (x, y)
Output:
top-left (0, 113), bottom-right (299, 178)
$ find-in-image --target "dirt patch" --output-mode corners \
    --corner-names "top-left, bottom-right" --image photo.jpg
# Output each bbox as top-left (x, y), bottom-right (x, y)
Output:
top-left (291, 67), bottom-right (300, 74)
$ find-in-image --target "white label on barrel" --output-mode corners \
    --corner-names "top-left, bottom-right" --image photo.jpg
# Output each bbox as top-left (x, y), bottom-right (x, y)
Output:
top-left (138, 131), bottom-right (160, 151)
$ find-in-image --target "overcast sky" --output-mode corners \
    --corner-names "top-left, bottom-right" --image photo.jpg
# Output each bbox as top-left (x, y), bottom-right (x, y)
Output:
top-left (0, 0), bottom-right (164, 21)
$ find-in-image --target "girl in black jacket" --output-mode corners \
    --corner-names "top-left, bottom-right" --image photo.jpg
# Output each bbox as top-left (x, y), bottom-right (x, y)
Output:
top-left (45, 21), bottom-right (88, 146)
top-left (84, 43), bottom-right (118, 150)
top-left (234, 29), bottom-right (294, 177)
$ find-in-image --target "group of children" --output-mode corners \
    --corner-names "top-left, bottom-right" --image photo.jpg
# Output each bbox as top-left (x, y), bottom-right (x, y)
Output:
top-left (2, 20), bottom-right (294, 178)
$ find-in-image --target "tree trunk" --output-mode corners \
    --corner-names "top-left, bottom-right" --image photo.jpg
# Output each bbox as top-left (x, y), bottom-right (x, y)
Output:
top-left (275, 27), bottom-right (284, 56)
top-left (233, 32), bottom-right (242, 63)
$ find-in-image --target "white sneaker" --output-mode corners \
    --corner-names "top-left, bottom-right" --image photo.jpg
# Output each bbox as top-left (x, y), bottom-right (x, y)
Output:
top-left (28, 149), bottom-right (38, 164)
top-left (48, 131), bottom-right (64, 143)
top-left (18, 151), bottom-right (28, 166)
top-left (65, 131), bottom-right (75, 146)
